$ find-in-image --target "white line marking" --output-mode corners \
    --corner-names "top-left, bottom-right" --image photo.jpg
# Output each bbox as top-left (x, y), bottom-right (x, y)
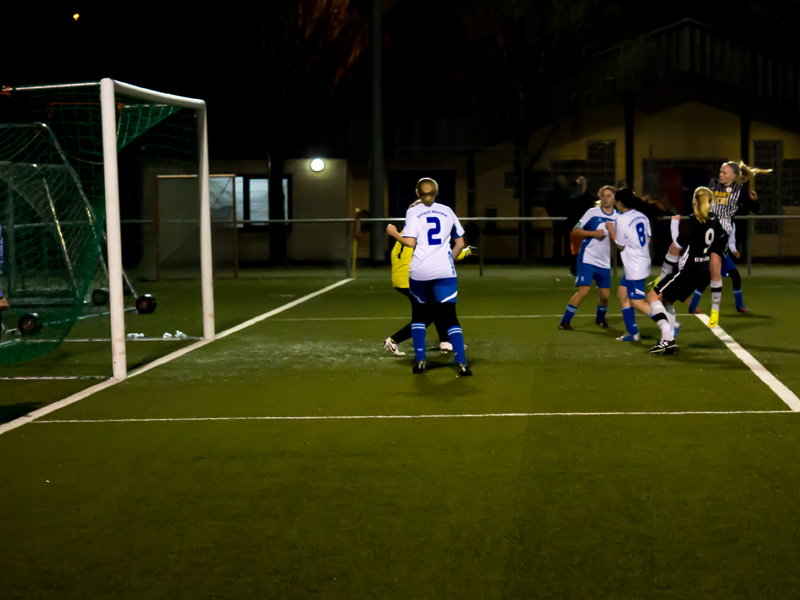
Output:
top-left (269, 313), bottom-right (697, 322)
top-left (696, 313), bottom-right (800, 411)
top-left (32, 410), bottom-right (796, 424)
top-left (0, 279), bottom-right (353, 437)
top-left (0, 376), bottom-right (108, 381)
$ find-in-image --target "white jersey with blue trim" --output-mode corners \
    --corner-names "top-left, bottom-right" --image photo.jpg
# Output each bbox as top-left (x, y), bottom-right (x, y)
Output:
top-left (403, 202), bottom-right (465, 281)
top-left (575, 206), bottom-right (618, 269)
top-left (615, 208), bottom-right (651, 280)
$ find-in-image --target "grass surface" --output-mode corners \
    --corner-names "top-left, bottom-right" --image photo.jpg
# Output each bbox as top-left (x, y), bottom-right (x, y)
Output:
top-left (1, 265), bottom-right (799, 598)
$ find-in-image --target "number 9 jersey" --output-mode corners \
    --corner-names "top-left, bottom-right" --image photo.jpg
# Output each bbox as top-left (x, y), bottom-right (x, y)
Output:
top-left (403, 202), bottom-right (465, 281)
top-left (614, 208), bottom-right (652, 281)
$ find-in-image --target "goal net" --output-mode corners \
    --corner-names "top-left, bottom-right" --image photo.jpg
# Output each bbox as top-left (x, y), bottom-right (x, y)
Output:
top-left (0, 79), bottom-right (213, 379)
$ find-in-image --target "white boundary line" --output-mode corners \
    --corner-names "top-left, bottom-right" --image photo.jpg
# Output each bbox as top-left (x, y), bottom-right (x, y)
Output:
top-left (31, 410), bottom-right (796, 424)
top-left (696, 313), bottom-right (800, 412)
top-left (0, 279), bottom-right (354, 436)
top-left (269, 313), bottom-right (695, 322)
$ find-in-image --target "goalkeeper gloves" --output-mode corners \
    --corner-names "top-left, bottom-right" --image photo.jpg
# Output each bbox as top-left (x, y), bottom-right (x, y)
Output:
top-left (456, 246), bottom-right (478, 261)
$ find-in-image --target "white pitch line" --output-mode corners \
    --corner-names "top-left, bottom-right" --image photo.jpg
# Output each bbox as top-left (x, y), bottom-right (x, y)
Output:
top-left (269, 313), bottom-right (695, 322)
top-left (0, 279), bottom-right (354, 437)
top-left (31, 409), bottom-right (796, 424)
top-left (0, 376), bottom-right (108, 381)
top-left (696, 313), bottom-right (800, 412)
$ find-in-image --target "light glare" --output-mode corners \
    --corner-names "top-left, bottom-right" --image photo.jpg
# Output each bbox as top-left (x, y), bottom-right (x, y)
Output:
top-left (310, 158), bottom-right (325, 172)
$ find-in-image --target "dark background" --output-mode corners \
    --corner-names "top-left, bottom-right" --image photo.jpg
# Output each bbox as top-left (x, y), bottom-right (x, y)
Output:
top-left (4, 0), bottom-right (800, 161)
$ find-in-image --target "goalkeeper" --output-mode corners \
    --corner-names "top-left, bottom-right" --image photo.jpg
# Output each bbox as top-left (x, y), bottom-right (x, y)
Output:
top-left (383, 209), bottom-right (477, 356)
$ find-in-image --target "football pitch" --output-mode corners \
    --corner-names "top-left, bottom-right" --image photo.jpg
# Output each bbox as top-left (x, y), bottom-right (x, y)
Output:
top-left (2, 265), bottom-right (800, 598)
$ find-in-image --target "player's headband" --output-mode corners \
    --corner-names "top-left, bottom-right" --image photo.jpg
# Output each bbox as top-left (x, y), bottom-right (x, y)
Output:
top-left (725, 161), bottom-right (740, 175)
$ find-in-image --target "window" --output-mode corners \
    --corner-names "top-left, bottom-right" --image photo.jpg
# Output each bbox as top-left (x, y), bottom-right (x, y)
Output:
top-left (783, 160), bottom-right (800, 207)
top-left (233, 176), bottom-right (292, 227)
top-left (587, 141), bottom-right (616, 189)
top-left (754, 141), bottom-right (782, 233)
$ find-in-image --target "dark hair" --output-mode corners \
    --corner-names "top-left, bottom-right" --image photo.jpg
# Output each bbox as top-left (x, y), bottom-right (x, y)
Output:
top-left (614, 187), bottom-right (644, 210)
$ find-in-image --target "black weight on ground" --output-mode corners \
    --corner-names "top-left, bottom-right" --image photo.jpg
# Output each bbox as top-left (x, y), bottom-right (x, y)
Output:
top-left (91, 288), bottom-right (109, 306)
top-left (18, 313), bottom-right (43, 335)
top-left (136, 294), bottom-right (157, 314)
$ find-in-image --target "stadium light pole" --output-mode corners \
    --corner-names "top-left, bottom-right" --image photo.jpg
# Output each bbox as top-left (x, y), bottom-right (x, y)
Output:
top-left (369, 0), bottom-right (385, 263)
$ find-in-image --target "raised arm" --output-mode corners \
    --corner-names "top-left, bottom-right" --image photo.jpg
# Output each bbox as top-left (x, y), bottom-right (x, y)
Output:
top-left (386, 223), bottom-right (417, 249)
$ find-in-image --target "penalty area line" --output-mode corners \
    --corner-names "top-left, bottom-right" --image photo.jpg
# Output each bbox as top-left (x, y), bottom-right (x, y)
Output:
top-left (32, 409), bottom-right (797, 424)
top-left (696, 313), bottom-right (800, 412)
top-left (0, 278), bottom-right (354, 437)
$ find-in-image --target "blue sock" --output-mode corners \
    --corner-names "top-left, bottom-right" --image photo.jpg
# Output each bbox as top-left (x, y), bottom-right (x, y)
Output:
top-left (448, 326), bottom-right (466, 364)
top-left (596, 305), bottom-right (608, 322)
top-left (411, 323), bottom-right (427, 361)
top-left (622, 307), bottom-right (639, 336)
top-left (688, 290), bottom-right (702, 313)
top-left (562, 304), bottom-right (578, 324)
top-left (734, 289), bottom-right (744, 309)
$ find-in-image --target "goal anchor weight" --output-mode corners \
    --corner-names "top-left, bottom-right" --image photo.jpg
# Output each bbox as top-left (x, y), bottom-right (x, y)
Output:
top-left (91, 288), bottom-right (110, 306)
top-left (18, 313), bottom-right (43, 335)
top-left (135, 294), bottom-right (157, 314)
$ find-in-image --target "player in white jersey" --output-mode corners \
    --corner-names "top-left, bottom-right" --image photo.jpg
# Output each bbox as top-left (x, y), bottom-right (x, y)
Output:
top-left (559, 185), bottom-right (618, 330)
top-left (605, 188), bottom-right (652, 342)
top-left (386, 178), bottom-right (471, 376)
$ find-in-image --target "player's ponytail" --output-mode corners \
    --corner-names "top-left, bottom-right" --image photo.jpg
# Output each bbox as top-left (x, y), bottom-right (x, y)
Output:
top-left (726, 161), bottom-right (773, 185)
top-left (693, 187), bottom-right (712, 223)
top-left (614, 187), bottom-right (645, 211)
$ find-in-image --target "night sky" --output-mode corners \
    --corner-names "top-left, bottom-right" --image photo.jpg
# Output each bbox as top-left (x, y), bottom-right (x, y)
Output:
top-left (4, 0), bottom-right (800, 159)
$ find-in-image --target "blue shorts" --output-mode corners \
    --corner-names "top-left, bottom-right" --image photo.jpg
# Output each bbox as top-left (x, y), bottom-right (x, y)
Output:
top-left (620, 276), bottom-right (647, 299)
top-left (721, 254), bottom-right (736, 277)
top-left (575, 262), bottom-right (611, 289)
top-left (409, 277), bottom-right (458, 304)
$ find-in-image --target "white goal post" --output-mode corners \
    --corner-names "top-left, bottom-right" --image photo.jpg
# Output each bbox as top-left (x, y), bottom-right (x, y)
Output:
top-left (99, 79), bottom-right (214, 380)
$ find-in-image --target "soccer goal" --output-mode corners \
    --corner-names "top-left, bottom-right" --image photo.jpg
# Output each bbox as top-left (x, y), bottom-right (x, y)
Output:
top-left (0, 79), bottom-right (213, 380)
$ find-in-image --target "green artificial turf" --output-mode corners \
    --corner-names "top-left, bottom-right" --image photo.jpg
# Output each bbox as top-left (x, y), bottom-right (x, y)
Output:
top-left (1, 265), bottom-right (799, 598)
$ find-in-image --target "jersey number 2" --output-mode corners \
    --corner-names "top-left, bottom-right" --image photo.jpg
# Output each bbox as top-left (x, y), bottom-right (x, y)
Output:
top-left (635, 222), bottom-right (647, 247)
top-left (427, 217), bottom-right (442, 245)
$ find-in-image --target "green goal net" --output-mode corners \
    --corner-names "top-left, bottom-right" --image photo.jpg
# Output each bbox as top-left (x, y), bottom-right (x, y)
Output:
top-left (0, 81), bottom-right (211, 377)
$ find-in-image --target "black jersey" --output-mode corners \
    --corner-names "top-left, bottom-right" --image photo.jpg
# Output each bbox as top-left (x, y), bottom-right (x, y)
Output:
top-left (676, 214), bottom-right (727, 273)
top-left (708, 179), bottom-right (741, 234)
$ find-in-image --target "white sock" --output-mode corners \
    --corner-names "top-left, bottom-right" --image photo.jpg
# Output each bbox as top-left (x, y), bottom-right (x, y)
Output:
top-left (711, 280), bottom-right (723, 312)
top-left (665, 304), bottom-right (676, 328)
top-left (649, 300), bottom-right (674, 341)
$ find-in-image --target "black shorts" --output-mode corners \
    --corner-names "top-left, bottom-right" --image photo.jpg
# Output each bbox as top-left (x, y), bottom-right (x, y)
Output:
top-left (655, 270), bottom-right (710, 304)
top-left (711, 231), bottom-right (728, 257)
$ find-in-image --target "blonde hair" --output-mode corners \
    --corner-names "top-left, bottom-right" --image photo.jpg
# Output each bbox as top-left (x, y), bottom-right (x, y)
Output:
top-left (693, 187), bottom-right (712, 223)
top-left (724, 161), bottom-right (773, 185)
top-left (415, 177), bottom-right (439, 206)
top-left (416, 177), bottom-right (439, 194)
top-left (594, 185), bottom-right (617, 207)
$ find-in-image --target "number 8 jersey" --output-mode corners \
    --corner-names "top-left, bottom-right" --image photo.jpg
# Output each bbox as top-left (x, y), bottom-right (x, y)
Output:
top-left (403, 202), bottom-right (465, 281)
top-left (615, 208), bottom-right (652, 280)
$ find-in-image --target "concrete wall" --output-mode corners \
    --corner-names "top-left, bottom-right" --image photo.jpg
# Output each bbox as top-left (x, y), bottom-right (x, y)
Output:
top-left (202, 103), bottom-right (800, 265)
top-left (523, 101), bottom-right (800, 258)
top-left (284, 158), bottom-right (350, 262)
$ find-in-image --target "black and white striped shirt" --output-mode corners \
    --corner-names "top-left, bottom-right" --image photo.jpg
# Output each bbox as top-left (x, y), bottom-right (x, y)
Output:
top-left (708, 179), bottom-right (741, 234)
